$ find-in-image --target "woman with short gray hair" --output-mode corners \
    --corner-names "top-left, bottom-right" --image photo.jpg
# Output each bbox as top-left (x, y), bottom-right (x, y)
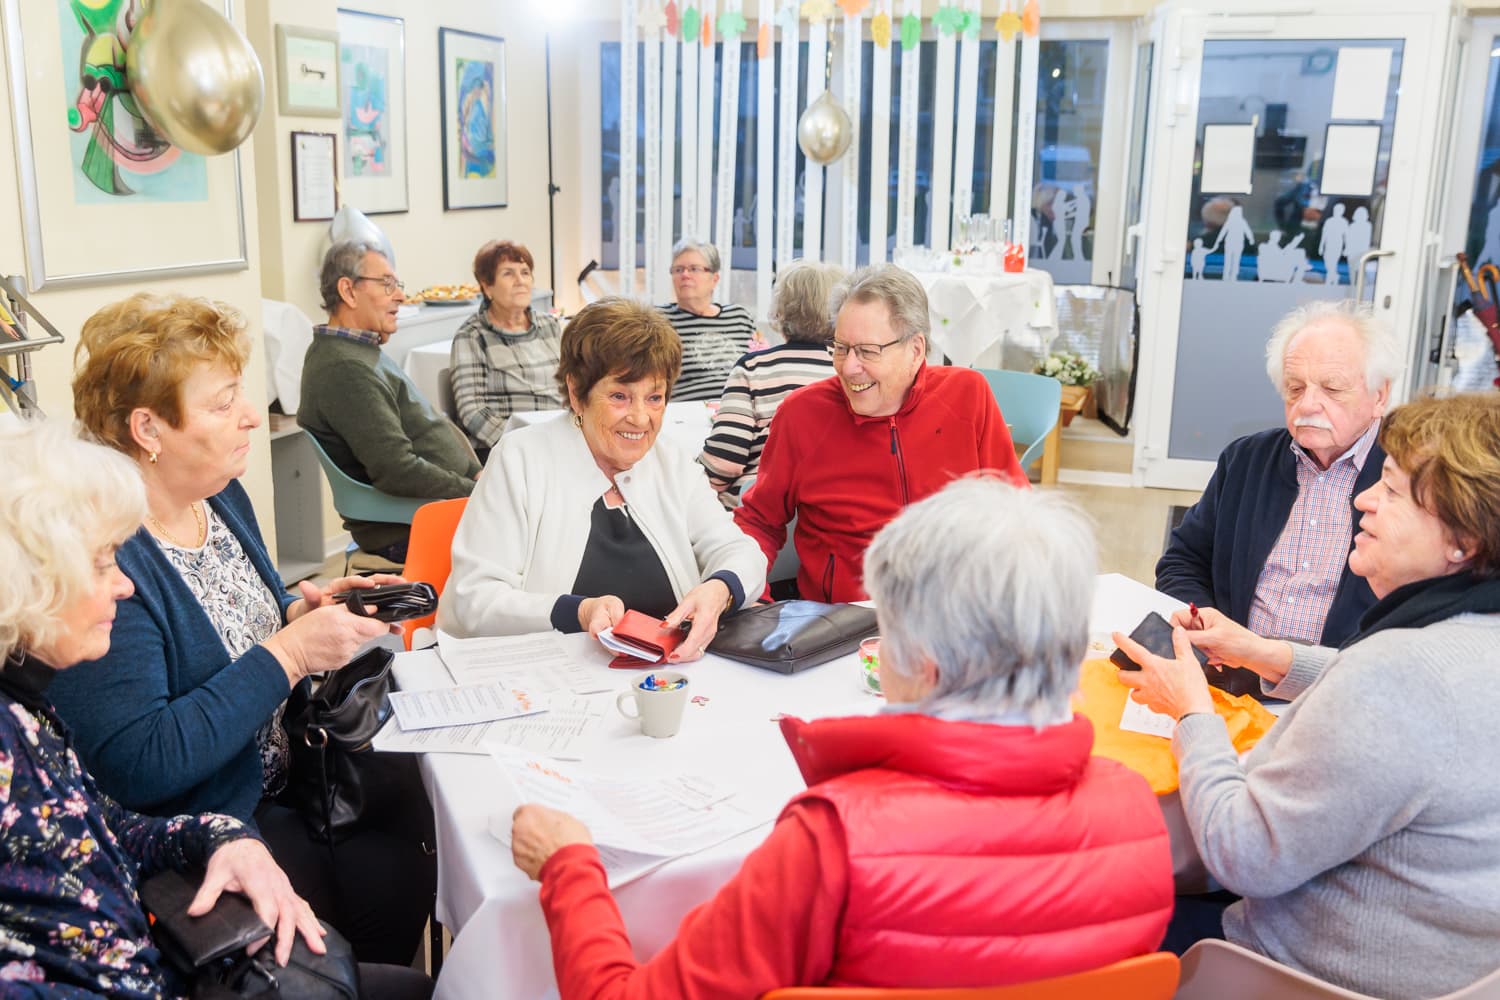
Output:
top-left (700, 259), bottom-right (843, 506)
top-left (505, 477), bottom-right (1173, 999)
top-left (660, 239), bottom-right (757, 400)
top-left (863, 477), bottom-right (1096, 725)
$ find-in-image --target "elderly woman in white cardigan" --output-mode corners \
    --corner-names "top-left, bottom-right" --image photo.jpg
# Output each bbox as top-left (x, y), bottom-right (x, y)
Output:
top-left (438, 298), bottom-right (765, 660)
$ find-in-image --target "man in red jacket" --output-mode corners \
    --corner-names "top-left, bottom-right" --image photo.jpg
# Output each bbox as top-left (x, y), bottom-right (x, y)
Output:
top-left (732, 263), bottom-right (1027, 602)
top-left (510, 479), bottom-right (1173, 999)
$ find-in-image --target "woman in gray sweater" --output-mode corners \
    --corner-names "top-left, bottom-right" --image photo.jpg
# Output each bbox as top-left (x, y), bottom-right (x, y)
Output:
top-left (1119, 391), bottom-right (1500, 999)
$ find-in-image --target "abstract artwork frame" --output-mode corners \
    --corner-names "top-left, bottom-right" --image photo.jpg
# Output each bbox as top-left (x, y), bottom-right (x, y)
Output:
top-left (336, 8), bottom-right (408, 215)
top-left (1, 0), bottom-right (248, 289)
top-left (439, 27), bottom-right (507, 210)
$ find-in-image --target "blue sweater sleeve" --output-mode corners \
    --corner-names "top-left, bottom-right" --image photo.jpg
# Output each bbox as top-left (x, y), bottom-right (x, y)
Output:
top-left (1154, 454), bottom-right (1226, 609)
top-left (49, 576), bottom-right (291, 815)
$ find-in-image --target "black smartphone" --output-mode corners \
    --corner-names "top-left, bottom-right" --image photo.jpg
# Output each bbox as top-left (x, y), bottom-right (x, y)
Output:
top-left (340, 582), bottom-right (439, 623)
top-left (1110, 611), bottom-right (1209, 671)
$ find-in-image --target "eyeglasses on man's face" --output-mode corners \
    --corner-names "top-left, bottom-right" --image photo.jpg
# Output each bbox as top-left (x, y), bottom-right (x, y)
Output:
top-left (670, 265), bottom-right (713, 276)
top-left (353, 274), bottom-right (405, 294)
top-left (827, 337), bottom-right (908, 363)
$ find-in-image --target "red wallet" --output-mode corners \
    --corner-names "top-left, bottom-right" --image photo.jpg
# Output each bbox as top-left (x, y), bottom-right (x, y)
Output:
top-left (606, 610), bottom-right (688, 668)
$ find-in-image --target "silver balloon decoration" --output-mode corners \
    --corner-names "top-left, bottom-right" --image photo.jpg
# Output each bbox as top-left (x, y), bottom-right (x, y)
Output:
top-left (797, 91), bottom-right (853, 166)
top-left (127, 0), bottom-right (265, 156)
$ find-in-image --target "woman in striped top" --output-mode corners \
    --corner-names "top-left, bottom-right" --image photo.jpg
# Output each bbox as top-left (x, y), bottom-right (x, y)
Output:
top-left (700, 260), bottom-right (844, 506)
top-left (659, 239), bottom-right (756, 401)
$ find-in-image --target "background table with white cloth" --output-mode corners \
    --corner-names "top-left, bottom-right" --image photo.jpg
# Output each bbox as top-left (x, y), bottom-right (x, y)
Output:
top-left (403, 339), bottom-right (460, 417)
top-left (915, 269), bottom-right (1058, 370)
top-left (391, 574), bottom-right (1215, 1000)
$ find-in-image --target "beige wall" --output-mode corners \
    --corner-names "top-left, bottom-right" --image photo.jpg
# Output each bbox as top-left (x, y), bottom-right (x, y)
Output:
top-left (0, 2), bottom-right (278, 550)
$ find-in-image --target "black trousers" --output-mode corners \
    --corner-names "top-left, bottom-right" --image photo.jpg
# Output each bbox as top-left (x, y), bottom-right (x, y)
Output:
top-left (358, 963), bottom-right (435, 1000)
top-left (255, 801), bottom-right (437, 967)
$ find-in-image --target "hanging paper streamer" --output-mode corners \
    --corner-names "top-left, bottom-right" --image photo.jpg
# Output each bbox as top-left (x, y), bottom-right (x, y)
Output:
top-left (894, 0), bottom-right (921, 249)
top-left (928, 7), bottom-right (957, 252)
top-left (620, 0), bottom-right (639, 295)
top-left (714, 7), bottom-right (743, 302)
top-left (988, 11), bottom-right (1016, 218)
top-left (757, 0), bottom-right (775, 319)
top-left (996, 1), bottom-right (1020, 42)
top-left (950, 0), bottom-right (982, 242)
top-left (801, 15), bottom-right (829, 261)
top-left (681, 11), bottom-right (700, 239)
top-left (868, 0), bottom-right (893, 263)
top-left (660, 6), bottom-right (679, 303)
top-left (1022, 0), bottom-right (1040, 36)
top-left (643, 5), bottom-right (663, 302)
top-left (1011, 26), bottom-right (1040, 258)
top-left (775, 2), bottom-right (800, 272)
top-left (839, 3), bottom-right (864, 270)
top-left (696, 0), bottom-right (717, 242)
top-left (900, 11), bottom-right (920, 50)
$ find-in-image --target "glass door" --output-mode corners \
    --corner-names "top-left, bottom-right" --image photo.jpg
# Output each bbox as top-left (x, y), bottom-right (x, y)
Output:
top-left (1131, 5), bottom-right (1454, 490)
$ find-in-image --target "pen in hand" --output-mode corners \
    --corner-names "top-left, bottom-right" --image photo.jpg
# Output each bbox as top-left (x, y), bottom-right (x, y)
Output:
top-left (1187, 602), bottom-right (1205, 630)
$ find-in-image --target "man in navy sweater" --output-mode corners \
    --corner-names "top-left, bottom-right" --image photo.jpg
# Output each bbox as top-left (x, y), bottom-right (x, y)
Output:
top-left (1156, 300), bottom-right (1399, 695)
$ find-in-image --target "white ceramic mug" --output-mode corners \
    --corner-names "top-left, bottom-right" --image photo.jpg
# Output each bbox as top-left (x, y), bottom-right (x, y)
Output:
top-left (616, 671), bottom-right (690, 738)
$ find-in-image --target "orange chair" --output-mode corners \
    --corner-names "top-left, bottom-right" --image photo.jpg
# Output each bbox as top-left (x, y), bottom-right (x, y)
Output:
top-left (398, 497), bottom-right (468, 650)
top-left (759, 952), bottom-right (1180, 1000)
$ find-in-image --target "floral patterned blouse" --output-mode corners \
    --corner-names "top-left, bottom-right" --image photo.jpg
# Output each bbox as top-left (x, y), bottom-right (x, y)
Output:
top-left (0, 653), bottom-right (254, 998)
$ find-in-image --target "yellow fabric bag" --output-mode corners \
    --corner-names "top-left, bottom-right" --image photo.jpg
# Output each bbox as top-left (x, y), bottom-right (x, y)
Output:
top-left (1075, 658), bottom-right (1278, 795)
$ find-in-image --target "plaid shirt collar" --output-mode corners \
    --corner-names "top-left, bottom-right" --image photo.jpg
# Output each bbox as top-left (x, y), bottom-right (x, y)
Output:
top-left (313, 323), bottom-right (384, 348)
top-left (1289, 418), bottom-right (1380, 475)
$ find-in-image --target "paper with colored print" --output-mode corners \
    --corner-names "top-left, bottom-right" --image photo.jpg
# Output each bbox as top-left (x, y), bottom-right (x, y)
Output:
top-left (436, 630), bottom-right (609, 694)
top-left (388, 681), bottom-right (544, 731)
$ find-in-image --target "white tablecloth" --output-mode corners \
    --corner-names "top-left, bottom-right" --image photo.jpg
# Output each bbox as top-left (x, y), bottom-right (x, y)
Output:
top-left (914, 269), bottom-right (1058, 369)
top-left (501, 401), bottom-right (716, 454)
top-left (395, 574), bottom-right (1203, 999)
top-left (403, 340), bottom-right (457, 417)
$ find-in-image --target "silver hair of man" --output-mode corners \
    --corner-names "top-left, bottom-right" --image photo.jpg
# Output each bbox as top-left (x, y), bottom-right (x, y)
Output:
top-left (670, 238), bottom-right (720, 273)
top-left (863, 478), bottom-right (1097, 725)
top-left (319, 238), bottom-right (386, 313)
top-left (0, 419), bottom-right (146, 659)
top-left (1263, 299), bottom-right (1403, 396)
top-left (768, 260), bottom-right (847, 346)
top-left (827, 263), bottom-right (931, 343)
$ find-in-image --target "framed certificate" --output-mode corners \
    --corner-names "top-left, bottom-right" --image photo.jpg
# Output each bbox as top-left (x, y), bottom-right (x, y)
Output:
top-left (291, 131), bottom-right (338, 221)
top-left (276, 25), bottom-right (341, 117)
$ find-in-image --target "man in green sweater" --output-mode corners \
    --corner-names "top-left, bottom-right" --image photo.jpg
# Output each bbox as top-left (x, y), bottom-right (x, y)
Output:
top-left (299, 239), bottom-right (481, 562)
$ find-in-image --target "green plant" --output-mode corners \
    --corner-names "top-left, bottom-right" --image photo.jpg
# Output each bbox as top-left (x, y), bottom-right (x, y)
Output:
top-left (1033, 351), bottom-right (1100, 387)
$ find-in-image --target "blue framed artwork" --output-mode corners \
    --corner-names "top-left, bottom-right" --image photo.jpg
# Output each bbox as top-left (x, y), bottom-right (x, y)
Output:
top-left (337, 8), bottom-right (407, 214)
top-left (439, 27), bottom-right (506, 210)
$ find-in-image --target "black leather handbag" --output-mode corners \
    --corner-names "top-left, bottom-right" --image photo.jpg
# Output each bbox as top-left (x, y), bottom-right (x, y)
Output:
top-left (139, 867), bottom-right (359, 999)
top-left (708, 600), bottom-right (879, 674)
top-left (281, 646), bottom-right (432, 847)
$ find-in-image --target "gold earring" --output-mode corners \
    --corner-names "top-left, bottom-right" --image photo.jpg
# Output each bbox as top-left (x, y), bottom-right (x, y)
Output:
top-left (148, 451), bottom-right (159, 465)
top-left (572, 412), bottom-right (583, 428)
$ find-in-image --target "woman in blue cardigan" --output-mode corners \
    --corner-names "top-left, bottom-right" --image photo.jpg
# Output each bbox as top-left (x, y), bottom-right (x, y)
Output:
top-left (50, 293), bottom-right (436, 967)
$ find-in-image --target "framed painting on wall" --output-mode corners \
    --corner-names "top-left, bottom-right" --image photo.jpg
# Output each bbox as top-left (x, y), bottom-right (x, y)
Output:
top-left (0, 0), bottom-right (248, 289)
top-left (438, 27), bottom-right (506, 210)
top-left (276, 24), bottom-right (340, 117)
top-left (336, 8), bottom-right (408, 214)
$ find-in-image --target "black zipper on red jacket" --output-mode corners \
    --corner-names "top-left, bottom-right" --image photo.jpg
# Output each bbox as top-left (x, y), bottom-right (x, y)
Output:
top-left (822, 554), bottom-right (836, 602)
top-left (889, 418), bottom-right (909, 504)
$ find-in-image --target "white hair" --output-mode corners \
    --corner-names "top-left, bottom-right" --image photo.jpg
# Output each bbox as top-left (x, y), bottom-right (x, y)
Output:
top-left (863, 478), bottom-right (1097, 726)
top-left (828, 263), bottom-right (931, 342)
top-left (670, 239), bottom-right (720, 273)
top-left (1264, 299), bottom-right (1402, 396)
top-left (0, 419), bottom-right (146, 659)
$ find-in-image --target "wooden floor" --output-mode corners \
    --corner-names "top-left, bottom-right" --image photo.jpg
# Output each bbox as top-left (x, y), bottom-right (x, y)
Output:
top-left (299, 483), bottom-right (1201, 593)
